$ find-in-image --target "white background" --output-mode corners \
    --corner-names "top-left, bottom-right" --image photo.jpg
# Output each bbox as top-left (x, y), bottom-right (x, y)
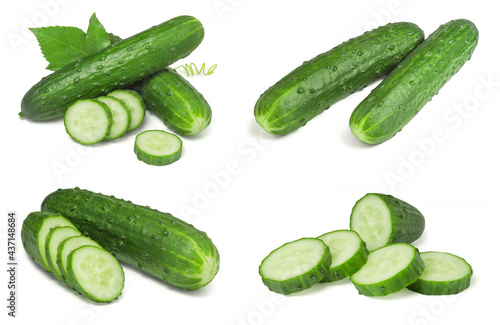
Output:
top-left (1, 0), bottom-right (499, 324)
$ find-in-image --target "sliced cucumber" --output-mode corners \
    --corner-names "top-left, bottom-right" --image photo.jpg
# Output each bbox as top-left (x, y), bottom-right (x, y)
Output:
top-left (107, 89), bottom-right (145, 132)
top-left (57, 236), bottom-right (102, 284)
top-left (259, 238), bottom-right (331, 295)
top-left (317, 230), bottom-right (369, 283)
top-left (350, 193), bottom-right (425, 251)
top-left (67, 245), bottom-right (124, 303)
top-left (134, 130), bottom-right (182, 166)
top-left (351, 243), bottom-right (424, 296)
top-left (45, 226), bottom-right (81, 280)
top-left (64, 99), bottom-right (112, 145)
top-left (407, 251), bottom-right (472, 295)
top-left (96, 96), bottom-right (131, 140)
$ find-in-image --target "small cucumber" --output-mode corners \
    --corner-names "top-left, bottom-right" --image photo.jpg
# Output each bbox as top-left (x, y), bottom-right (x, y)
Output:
top-left (350, 19), bottom-right (479, 144)
top-left (134, 130), bottom-right (182, 166)
top-left (64, 99), bottom-right (112, 144)
top-left (45, 226), bottom-right (81, 280)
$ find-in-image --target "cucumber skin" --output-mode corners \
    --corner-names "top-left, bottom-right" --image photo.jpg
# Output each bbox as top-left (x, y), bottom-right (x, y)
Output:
top-left (350, 19), bottom-right (479, 144)
top-left (350, 193), bottom-right (425, 249)
top-left (41, 188), bottom-right (220, 291)
top-left (254, 22), bottom-right (425, 135)
top-left (139, 68), bottom-right (212, 135)
top-left (20, 15), bottom-right (204, 121)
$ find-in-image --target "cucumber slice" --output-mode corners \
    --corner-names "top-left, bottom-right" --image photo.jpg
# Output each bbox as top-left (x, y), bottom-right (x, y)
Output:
top-left (351, 243), bottom-right (425, 296)
top-left (134, 130), bottom-right (182, 166)
top-left (67, 245), bottom-right (124, 303)
top-left (107, 89), bottom-right (145, 132)
top-left (407, 251), bottom-right (472, 295)
top-left (96, 96), bottom-right (131, 140)
top-left (64, 99), bottom-right (112, 145)
top-left (259, 238), bottom-right (331, 295)
top-left (350, 193), bottom-right (425, 251)
top-left (57, 236), bottom-right (102, 284)
top-left (317, 230), bottom-right (369, 282)
top-left (45, 226), bottom-right (81, 280)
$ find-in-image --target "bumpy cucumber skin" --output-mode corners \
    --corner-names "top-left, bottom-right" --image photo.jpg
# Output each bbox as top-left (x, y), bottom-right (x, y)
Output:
top-left (254, 22), bottom-right (425, 135)
top-left (350, 19), bottom-right (479, 144)
top-left (407, 252), bottom-right (472, 295)
top-left (350, 193), bottom-right (425, 250)
top-left (259, 238), bottom-right (331, 295)
top-left (139, 68), bottom-right (212, 135)
top-left (20, 15), bottom-right (204, 121)
top-left (351, 243), bottom-right (425, 296)
top-left (41, 188), bottom-right (220, 291)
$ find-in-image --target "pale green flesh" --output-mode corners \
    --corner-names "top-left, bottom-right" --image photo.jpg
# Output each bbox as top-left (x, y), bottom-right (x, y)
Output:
top-left (58, 236), bottom-right (102, 283)
top-left (65, 100), bottom-right (110, 144)
top-left (136, 130), bottom-right (182, 157)
top-left (351, 195), bottom-right (391, 251)
top-left (38, 217), bottom-right (77, 272)
top-left (260, 239), bottom-right (326, 281)
top-left (107, 90), bottom-right (144, 131)
top-left (96, 96), bottom-right (130, 140)
top-left (47, 227), bottom-right (81, 279)
top-left (318, 230), bottom-right (362, 268)
top-left (419, 252), bottom-right (471, 282)
top-left (351, 244), bottom-right (414, 284)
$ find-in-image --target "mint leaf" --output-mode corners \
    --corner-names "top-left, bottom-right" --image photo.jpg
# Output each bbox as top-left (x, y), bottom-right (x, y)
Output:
top-left (30, 13), bottom-right (111, 71)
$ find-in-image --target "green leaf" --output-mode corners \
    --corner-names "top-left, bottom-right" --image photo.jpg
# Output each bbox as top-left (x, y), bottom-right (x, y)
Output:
top-left (30, 13), bottom-right (111, 71)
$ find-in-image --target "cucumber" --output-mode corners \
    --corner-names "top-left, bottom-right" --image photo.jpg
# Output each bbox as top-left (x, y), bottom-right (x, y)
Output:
top-left (45, 226), bottom-right (81, 280)
top-left (96, 96), bottom-right (131, 140)
top-left (41, 187), bottom-right (219, 290)
top-left (350, 19), bottom-right (479, 144)
top-left (259, 238), bottom-right (331, 295)
top-left (67, 245), bottom-right (124, 303)
top-left (254, 22), bottom-right (424, 135)
top-left (57, 236), bottom-right (102, 284)
top-left (407, 251), bottom-right (472, 295)
top-left (139, 68), bottom-right (212, 135)
top-left (350, 193), bottom-right (425, 251)
top-left (317, 230), bottom-right (369, 282)
top-left (64, 99), bottom-right (112, 144)
top-left (20, 15), bottom-right (204, 121)
top-left (107, 89), bottom-right (146, 132)
top-left (351, 243), bottom-right (425, 296)
top-left (134, 130), bottom-right (182, 166)
top-left (21, 211), bottom-right (77, 272)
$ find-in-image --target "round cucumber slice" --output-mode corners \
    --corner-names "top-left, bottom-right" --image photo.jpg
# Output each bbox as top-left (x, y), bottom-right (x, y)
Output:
top-left (57, 236), bottom-right (102, 285)
top-left (64, 99), bottom-right (112, 145)
top-left (407, 251), bottom-right (472, 295)
top-left (107, 89), bottom-right (145, 132)
top-left (96, 96), bottom-right (131, 140)
top-left (45, 226), bottom-right (81, 281)
top-left (134, 130), bottom-right (182, 166)
top-left (259, 238), bottom-right (331, 295)
top-left (351, 243), bottom-right (424, 296)
top-left (317, 230), bottom-right (369, 282)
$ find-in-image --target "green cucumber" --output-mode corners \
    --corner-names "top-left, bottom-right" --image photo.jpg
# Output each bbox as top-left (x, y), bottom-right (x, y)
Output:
top-left (254, 22), bottom-right (424, 135)
top-left (407, 251), bottom-right (472, 295)
top-left (317, 230), bottom-right (369, 282)
top-left (350, 193), bottom-right (425, 251)
top-left (107, 89), bottom-right (146, 132)
top-left (139, 68), bottom-right (212, 135)
top-left (351, 243), bottom-right (425, 296)
top-left (259, 238), bottom-right (331, 295)
top-left (57, 235), bottom-right (102, 284)
top-left (64, 99), bottom-right (112, 144)
top-left (96, 96), bottom-right (131, 140)
top-left (41, 187), bottom-right (219, 290)
top-left (45, 226), bottom-right (81, 280)
top-left (350, 19), bottom-right (479, 144)
top-left (67, 245), bottom-right (124, 303)
top-left (21, 211), bottom-right (77, 272)
top-left (134, 130), bottom-right (182, 166)
top-left (20, 15), bottom-right (204, 121)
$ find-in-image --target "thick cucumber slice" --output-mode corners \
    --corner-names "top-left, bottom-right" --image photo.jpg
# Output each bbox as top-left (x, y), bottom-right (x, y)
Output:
top-left (67, 245), bottom-right (124, 303)
top-left (317, 230), bottom-right (369, 282)
top-left (259, 238), bottom-right (331, 295)
top-left (64, 99), bottom-right (112, 145)
top-left (134, 130), bottom-right (182, 166)
top-left (96, 96), bottom-right (131, 140)
top-left (407, 251), bottom-right (472, 295)
top-left (107, 89), bottom-right (145, 131)
top-left (350, 193), bottom-right (425, 251)
top-left (45, 226), bottom-right (81, 280)
top-left (351, 243), bottom-right (424, 296)
top-left (21, 211), bottom-right (77, 272)
top-left (57, 236), bottom-right (102, 284)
